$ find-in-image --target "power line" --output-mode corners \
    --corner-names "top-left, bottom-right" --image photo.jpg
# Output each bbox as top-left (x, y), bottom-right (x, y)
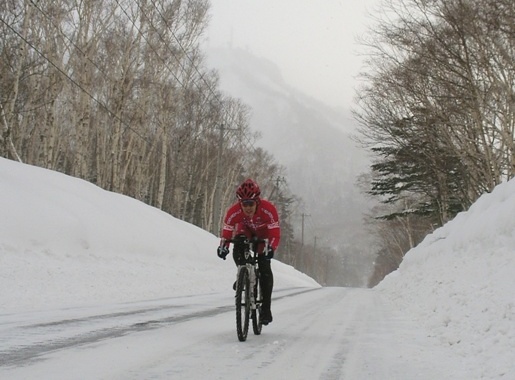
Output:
top-left (4, 0), bottom-right (260, 166)
top-left (28, 0), bottom-right (110, 81)
top-left (0, 7), bottom-right (150, 144)
top-left (144, 0), bottom-right (258, 150)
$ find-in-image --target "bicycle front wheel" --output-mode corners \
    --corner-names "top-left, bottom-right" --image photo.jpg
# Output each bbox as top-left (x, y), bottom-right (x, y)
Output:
top-left (235, 267), bottom-right (250, 342)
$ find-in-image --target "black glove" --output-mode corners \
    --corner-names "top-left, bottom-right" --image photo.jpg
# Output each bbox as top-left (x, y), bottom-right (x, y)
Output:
top-left (217, 246), bottom-right (229, 260)
top-left (264, 246), bottom-right (274, 260)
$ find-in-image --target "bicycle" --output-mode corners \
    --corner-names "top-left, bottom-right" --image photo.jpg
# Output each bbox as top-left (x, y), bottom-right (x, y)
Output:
top-left (223, 235), bottom-right (268, 342)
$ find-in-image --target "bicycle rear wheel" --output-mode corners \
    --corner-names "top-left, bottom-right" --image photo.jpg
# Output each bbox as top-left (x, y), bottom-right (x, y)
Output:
top-left (235, 267), bottom-right (250, 341)
top-left (252, 270), bottom-right (262, 335)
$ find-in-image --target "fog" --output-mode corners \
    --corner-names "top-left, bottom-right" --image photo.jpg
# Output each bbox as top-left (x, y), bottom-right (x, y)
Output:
top-left (204, 2), bottom-right (384, 286)
top-left (206, 48), bottom-right (377, 287)
top-left (206, 0), bottom-right (381, 110)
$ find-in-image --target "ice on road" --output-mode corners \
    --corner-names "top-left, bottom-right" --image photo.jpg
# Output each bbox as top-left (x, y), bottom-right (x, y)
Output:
top-left (0, 287), bottom-right (467, 380)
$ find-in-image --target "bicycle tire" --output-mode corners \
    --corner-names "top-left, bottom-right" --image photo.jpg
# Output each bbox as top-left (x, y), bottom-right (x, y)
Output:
top-left (236, 267), bottom-right (250, 341)
top-left (252, 270), bottom-right (262, 335)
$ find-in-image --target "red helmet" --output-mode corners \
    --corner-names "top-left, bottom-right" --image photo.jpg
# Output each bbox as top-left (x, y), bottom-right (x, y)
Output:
top-left (236, 179), bottom-right (261, 200)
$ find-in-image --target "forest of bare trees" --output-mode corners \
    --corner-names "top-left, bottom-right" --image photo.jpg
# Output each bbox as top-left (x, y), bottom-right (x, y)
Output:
top-left (354, 0), bottom-right (514, 286)
top-left (0, 0), bottom-right (295, 236)
top-left (0, 0), bottom-right (361, 288)
top-left (6, 0), bottom-right (511, 288)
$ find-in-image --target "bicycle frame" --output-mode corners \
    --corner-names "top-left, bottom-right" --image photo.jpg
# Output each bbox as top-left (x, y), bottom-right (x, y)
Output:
top-left (237, 249), bottom-right (259, 310)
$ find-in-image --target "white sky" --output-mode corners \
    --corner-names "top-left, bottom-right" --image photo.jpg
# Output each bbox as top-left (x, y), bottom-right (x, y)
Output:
top-left (1, 157), bottom-right (514, 378)
top-left (206, 0), bottom-right (381, 109)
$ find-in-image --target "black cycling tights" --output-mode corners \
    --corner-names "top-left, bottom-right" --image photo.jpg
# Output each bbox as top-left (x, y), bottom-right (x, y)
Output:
top-left (257, 256), bottom-right (274, 312)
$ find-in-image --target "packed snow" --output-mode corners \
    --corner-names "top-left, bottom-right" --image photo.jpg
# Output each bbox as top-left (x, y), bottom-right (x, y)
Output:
top-left (0, 157), bottom-right (514, 379)
top-left (0, 157), bottom-right (318, 313)
top-left (377, 177), bottom-right (515, 378)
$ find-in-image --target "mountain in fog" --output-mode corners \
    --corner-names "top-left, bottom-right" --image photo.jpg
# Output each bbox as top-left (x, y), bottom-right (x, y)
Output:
top-left (207, 47), bottom-right (377, 286)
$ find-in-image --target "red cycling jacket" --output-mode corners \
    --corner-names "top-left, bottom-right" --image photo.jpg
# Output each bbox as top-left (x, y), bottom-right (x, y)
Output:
top-left (220, 199), bottom-right (281, 253)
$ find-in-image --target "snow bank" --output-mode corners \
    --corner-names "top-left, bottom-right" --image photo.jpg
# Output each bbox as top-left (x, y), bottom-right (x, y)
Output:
top-left (0, 158), bottom-right (319, 313)
top-left (377, 178), bottom-right (515, 378)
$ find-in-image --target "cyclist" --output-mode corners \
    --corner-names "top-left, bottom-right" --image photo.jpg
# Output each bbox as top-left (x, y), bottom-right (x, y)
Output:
top-left (217, 178), bottom-right (281, 325)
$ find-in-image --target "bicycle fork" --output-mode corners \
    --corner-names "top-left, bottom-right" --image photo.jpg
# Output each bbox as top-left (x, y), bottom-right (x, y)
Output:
top-left (248, 264), bottom-right (257, 310)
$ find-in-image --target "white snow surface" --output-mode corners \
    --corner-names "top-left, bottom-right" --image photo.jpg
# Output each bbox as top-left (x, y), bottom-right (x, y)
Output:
top-left (1, 157), bottom-right (514, 379)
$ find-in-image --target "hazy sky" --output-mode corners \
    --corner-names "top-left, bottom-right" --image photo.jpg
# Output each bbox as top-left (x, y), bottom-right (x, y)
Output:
top-left (205, 0), bottom-right (381, 110)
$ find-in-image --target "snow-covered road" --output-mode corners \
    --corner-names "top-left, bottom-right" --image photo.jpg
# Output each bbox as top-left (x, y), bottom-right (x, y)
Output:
top-left (0, 287), bottom-right (469, 379)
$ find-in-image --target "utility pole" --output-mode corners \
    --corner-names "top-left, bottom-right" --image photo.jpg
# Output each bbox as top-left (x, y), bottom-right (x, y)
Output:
top-left (301, 213), bottom-right (310, 246)
top-left (269, 176), bottom-right (285, 201)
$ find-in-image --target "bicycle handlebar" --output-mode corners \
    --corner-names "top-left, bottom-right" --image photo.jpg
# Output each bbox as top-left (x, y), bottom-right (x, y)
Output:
top-left (222, 236), bottom-right (269, 264)
top-left (222, 236), bottom-right (268, 245)
top-left (221, 237), bottom-right (269, 256)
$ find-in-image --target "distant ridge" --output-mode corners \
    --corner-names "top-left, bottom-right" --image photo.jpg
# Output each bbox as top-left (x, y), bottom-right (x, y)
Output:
top-left (207, 47), bottom-right (377, 286)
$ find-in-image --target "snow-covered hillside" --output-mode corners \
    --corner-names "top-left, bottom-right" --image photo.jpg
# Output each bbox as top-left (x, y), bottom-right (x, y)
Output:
top-left (0, 158), bottom-right (319, 313)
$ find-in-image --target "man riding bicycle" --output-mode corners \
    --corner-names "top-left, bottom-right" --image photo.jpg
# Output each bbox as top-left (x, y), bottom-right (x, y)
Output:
top-left (217, 179), bottom-right (281, 325)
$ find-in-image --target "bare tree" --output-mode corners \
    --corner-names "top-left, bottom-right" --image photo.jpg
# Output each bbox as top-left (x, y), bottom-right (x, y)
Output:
top-left (0, 0), bottom-right (298, 255)
top-left (355, 0), bottom-right (514, 283)
top-left (0, 0), bottom-right (33, 161)
top-left (356, 0), bottom-right (514, 220)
